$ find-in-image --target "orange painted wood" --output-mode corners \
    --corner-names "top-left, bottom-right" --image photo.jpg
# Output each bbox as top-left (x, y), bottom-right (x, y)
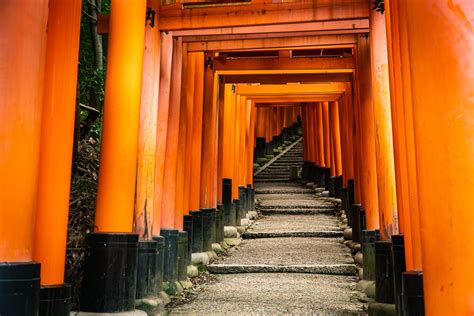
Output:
top-left (95, 0), bottom-right (146, 233)
top-left (151, 32), bottom-right (173, 233)
top-left (354, 37), bottom-right (380, 230)
top-left (401, 0), bottom-right (473, 312)
top-left (217, 77), bottom-right (226, 204)
top-left (301, 105), bottom-right (309, 161)
top-left (316, 102), bottom-right (325, 167)
top-left (173, 18), bottom-right (369, 37)
top-left (215, 57), bottom-right (354, 72)
top-left (161, 37), bottom-right (183, 229)
top-left (188, 52), bottom-right (205, 210)
top-left (264, 106), bottom-right (273, 143)
top-left (200, 56), bottom-right (218, 208)
top-left (329, 101), bottom-right (342, 176)
top-left (187, 34), bottom-right (357, 52)
top-left (0, 0), bottom-right (48, 261)
top-left (369, 8), bottom-right (398, 240)
top-left (222, 84), bottom-right (236, 180)
top-left (182, 53), bottom-right (197, 213)
top-left (394, 0), bottom-right (422, 270)
top-left (232, 95), bottom-right (243, 199)
top-left (135, 0), bottom-right (161, 239)
top-left (33, 0), bottom-right (82, 285)
top-left (158, 0), bottom-right (369, 30)
top-left (322, 102), bottom-right (331, 168)
top-left (384, 0), bottom-right (413, 264)
top-left (255, 107), bottom-right (266, 138)
top-left (175, 47), bottom-right (189, 225)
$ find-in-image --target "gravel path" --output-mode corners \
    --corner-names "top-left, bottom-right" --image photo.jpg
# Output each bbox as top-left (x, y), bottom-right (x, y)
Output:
top-left (169, 139), bottom-right (366, 315)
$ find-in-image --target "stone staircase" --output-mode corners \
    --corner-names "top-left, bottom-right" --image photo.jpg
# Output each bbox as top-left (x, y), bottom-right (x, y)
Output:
top-left (171, 138), bottom-right (366, 315)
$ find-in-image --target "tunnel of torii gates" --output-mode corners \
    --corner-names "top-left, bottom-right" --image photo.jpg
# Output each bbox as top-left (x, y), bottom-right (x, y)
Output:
top-left (0, 0), bottom-right (473, 315)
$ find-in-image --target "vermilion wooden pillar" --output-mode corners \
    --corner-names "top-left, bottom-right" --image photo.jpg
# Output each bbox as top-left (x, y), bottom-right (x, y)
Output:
top-left (369, 7), bottom-right (398, 240)
top-left (355, 37), bottom-right (380, 230)
top-left (307, 104), bottom-right (317, 165)
top-left (33, 0), bottom-right (82, 285)
top-left (175, 47), bottom-right (189, 223)
top-left (232, 95), bottom-right (243, 199)
top-left (0, 0), bottom-right (48, 262)
top-left (329, 101), bottom-right (342, 176)
top-left (200, 54), bottom-right (218, 208)
top-left (402, 1), bottom-right (473, 313)
top-left (322, 102), bottom-right (331, 169)
top-left (248, 102), bottom-right (257, 186)
top-left (222, 84), bottom-right (236, 191)
top-left (95, 0), bottom-right (146, 232)
top-left (135, 0), bottom-right (160, 239)
top-left (188, 52), bottom-right (205, 210)
top-left (316, 102), bottom-right (325, 167)
top-left (216, 76), bottom-right (225, 204)
top-left (265, 106), bottom-right (273, 143)
top-left (151, 31), bottom-right (173, 233)
top-left (161, 37), bottom-right (183, 229)
top-left (182, 53), bottom-right (196, 213)
top-left (393, 0), bottom-right (422, 270)
top-left (384, 0), bottom-right (413, 265)
top-left (301, 105), bottom-right (309, 161)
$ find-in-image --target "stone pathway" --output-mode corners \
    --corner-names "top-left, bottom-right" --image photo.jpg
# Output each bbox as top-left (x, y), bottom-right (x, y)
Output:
top-left (170, 139), bottom-right (366, 315)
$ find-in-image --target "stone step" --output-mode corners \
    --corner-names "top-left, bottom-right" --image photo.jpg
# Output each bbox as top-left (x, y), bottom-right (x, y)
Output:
top-left (169, 273), bottom-right (365, 315)
top-left (242, 231), bottom-right (343, 238)
top-left (207, 264), bottom-right (357, 275)
top-left (260, 208), bottom-right (336, 215)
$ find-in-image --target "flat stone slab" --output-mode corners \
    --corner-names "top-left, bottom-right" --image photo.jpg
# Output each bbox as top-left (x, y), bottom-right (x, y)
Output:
top-left (243, 231), bottom-right (343, 238)
top-left (260, 208), bottom-right (336, 215)
top-left (257, 193), bottom-right (317, 200)
top-left (208, 263), bottom-right (357, 275)
top-left (169, 273), bottom-right (365, 315)
top-left (216, 237), bottom-right (354, 266)
top-left (247, 214), bottom-right (340, 233)
top-left (258, 199), bottom-right (336, 209)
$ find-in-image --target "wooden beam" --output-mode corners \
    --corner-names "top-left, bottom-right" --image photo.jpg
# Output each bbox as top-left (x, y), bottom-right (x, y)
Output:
top-left (186, 34), bottom-right (357, 52)
top-left (248, 95), bottom-right (342, 103)
top-left (236, 83), bottom-right (347, 95)
top-left (176, 18), bottom-right (369, 37)
top-left (224, 73), bottom-right (352, 84)
top-left (224, 73), bottom-right (351, 84)
top-left (215, 56), bottom-right (354, 71)
top-left (158, 0), bottom-right (369, 30)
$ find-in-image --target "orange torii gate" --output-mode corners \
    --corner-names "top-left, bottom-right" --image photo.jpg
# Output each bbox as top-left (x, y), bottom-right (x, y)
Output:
top-left (2, 0), bottom-right (472, 314)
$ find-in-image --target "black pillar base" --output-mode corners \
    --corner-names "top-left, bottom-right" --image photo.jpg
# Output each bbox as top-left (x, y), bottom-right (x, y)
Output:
top-left (334, 175), bottom-right (343, 199)
top-left (160, 229), bottom-right (179, 283)
top-left (238, 186), bottom-right (247, 220)
top-left (346, 179), bottom-right (355, 227)
top-left (361, 229), bottom-right (380, 281)
top-left (183, 215), bottom-right (194, 265)
top-left (80, 233), bottom-right (138, 313)
top-left (351, 204), bottom-right (362, 243)
top-left (328, 176), bottom-right (336, 197)
top-left (222, 178), bottom-right (234, 226)
top-left (177, 231), bottom-right (188, 281)
top-left (233, 199), bottom-right (241, 226)
top-left (39, 283), bottom-right (71, 316)
top-left (216, 204), bottom-right (225, 242)
top-left (136, 240), bottom-right (159, 299)
top-left (391, 234), bottom-right (406, 316)
top-left (0, 261), bottom-right (40, 316)
top-left (375, 240), bottom-right (395, 304)
top-left (200, 208), bottom-right (215, 251)
top-left (152, 235), bottom-right (165, 293)
top-left (402, 270), bottom-right (425, 316)
top-left (190, 211), bottom-right (203, 253)
top-left (324, 167), bottom-right (331, 190)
